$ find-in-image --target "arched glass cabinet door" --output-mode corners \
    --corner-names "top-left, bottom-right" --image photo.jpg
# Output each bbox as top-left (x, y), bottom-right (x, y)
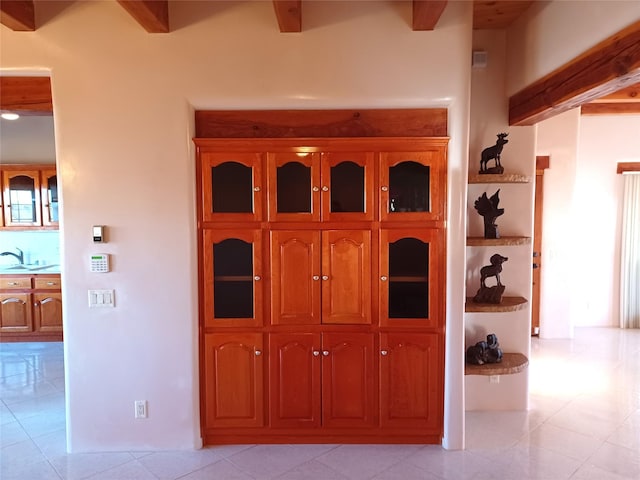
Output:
top-left (202, 229), bottom-right (263, 328)
top-left (40, 169), bottom-right (59, 226)
top-left (321, 152), bottom-right (374, 221)
top-left (267, 152), bottom-right (320, 222)
top-left (379, 229), bottom-right (444, 329)
top-left (379, 149), bottom-right (446, 223)
top-left (2, 170), bottom-right (41, 227)
top-left (200, 152), bottom-right (263, 222)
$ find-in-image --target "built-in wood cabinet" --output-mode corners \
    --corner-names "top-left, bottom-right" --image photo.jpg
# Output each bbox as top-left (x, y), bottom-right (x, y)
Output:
top-left (0, 274), bottom-right (62, 341)
top-left (0, 165), bottom-right (58, 229)
top-left (196, 137), bottom-right (447, 444)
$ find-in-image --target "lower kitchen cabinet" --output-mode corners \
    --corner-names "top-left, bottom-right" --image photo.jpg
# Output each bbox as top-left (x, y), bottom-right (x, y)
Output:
top-left (269, 332), bottom-right (375, 429)
top-left (0, 274), bottom-right (62, 342)
top-left (202, 333), bottom-right (264, 429)
top-left (379, 332), bottom-right (443, 430)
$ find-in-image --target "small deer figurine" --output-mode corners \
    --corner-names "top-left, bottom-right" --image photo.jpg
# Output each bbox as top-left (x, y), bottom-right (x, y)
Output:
top-left (480, 133), bottom-right (509, 173)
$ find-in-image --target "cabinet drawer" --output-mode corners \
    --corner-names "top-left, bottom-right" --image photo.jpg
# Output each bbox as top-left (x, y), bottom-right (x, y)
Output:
top-left (34, 277), bottom-right (61, 290)
top-left (0, 277), bottom-right (32, 289)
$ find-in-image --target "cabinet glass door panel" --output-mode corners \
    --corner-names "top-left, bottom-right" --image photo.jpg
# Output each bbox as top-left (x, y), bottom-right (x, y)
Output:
top-left (41, 171), bottom-right (58, 226)
top-left (268, 152), bottom-right (320, 221)
top-left (203, 230), bottom-right (263, 328)
top-left (3, 171), bottom-right (41, 227)
top-left (321, 152), bottom-right (374, 221)
top-left (212, 163), bottom-right (253, 213)
top-left (201, 152), bottom-right (263, 222)
top-left (379, 229), bottom-right (443, 328)
top-left (388, 237), bottom-right (429, 319)
top-left (379, 150), bottom-right (445, 222)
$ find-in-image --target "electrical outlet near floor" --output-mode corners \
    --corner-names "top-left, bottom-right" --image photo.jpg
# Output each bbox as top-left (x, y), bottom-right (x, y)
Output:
top-left (134, 400), bottom-right (148, 419)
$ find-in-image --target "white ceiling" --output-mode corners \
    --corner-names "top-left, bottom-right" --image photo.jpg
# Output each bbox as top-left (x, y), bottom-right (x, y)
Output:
top-left (0, 115), bottom-right (56, 164)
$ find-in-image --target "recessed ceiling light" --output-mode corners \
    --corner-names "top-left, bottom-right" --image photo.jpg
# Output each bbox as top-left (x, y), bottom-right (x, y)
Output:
top-left (1, 113), bottom-right (20, 121)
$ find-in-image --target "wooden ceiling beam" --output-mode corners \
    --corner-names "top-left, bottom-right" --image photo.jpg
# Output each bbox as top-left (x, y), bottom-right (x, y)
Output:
top-left (0, 0), bottom-right (35, 31)
top-left (581, 103), bottom-right (640, 115)
top-left (509, 20), bottom-right (640, 126)
top-left (0, 76), bottom-right (52, 114)
top-left (272, 1), bottom-right (301, 33)
top-left (117, 0), bottom-right (169, 33)
top-left (589, 83), bottom-right (640, 103)
top-left (412, 1), bottom-right (448, 31)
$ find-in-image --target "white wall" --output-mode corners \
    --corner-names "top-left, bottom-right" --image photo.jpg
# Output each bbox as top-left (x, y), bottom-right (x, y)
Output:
top-left (506, 1), bottom-right (640, 95)
top-left (0, 1), bottom-right (472, 451)
top-left (466, 30), bottom-right (535, 411)
top-left (574, 115), bottom-right (640, 327)
top-left (536, 109), bottom-right (581, 338)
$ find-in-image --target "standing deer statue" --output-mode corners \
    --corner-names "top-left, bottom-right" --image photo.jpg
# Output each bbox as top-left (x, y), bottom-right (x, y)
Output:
top-left (480, 133), bottom-right (509, 173)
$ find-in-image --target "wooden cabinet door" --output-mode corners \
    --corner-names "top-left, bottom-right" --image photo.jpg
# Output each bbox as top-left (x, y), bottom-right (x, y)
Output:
top-left (267, 152), bottom-right (320, 222)
top-left (202, 229), bottom-right (263, 328)
top-left (320, 152), bottom-right (374, 222)
top-left (0, 293), bottom-right (33, 333)
top-left (270, 230), bottom-right (321, 325)
top-left (34, 293), bottom-right (63, 332)
top-left (379, 229), bottom-right (444, 328)
top-left (2, 170), bottom-right (42, 227)
top-left (269, 333), bottom-right (321, 428)
top-left (379, 333), bottom-right (443, 431)
top-left (322, 333), bottom-right (375, 428)
top-left (379, 149), bottom-right (446, 223)
top-left (321, 230), bottom-right (371, 324)
top-left (200, 152), bottom-right (263, 222)
top-left (40, 169), bottom-right (59, 226)
top-left (203, 333), bottom-right (264, 428)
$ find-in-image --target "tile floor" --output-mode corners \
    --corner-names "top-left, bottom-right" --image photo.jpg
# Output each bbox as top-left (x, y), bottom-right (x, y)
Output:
top-left (1, 327), bottom-right (639, 479)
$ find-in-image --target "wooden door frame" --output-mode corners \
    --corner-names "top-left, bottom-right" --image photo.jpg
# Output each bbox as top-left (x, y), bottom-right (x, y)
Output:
top-left (532, 155), bottom-right (549, 335)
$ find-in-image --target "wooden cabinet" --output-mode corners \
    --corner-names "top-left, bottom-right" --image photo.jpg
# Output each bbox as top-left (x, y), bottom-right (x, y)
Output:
top-left (202, 333), bottom-right (264, 429)
top-left (202, 229), bottom-right (264, 328)
top-left (0, 274), bottom-right (62, 341)
top-left (269, 332), bottom-right (375, 429)
top-left (196, 138), bottom-right (447, 444)
top-left (379, 332), bottom-right (443, 431)
top-left (270, 230), bottom-right (371, 326)
top-left (0, 165), bottom-right (58, 229)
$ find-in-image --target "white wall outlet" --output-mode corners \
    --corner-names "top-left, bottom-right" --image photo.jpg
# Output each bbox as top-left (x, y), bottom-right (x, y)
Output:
top-left (134, 400), bottom-right (148, 419)
top-left (489, 375), bottom-right (500, 384)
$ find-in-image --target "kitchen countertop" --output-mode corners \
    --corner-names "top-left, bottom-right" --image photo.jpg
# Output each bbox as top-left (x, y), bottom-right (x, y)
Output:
top-left (0, 264), bottom-right (61, 275)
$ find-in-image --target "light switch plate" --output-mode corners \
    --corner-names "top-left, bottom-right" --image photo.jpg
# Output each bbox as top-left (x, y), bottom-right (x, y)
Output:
top-left (88, 289), bottom-right (115, 308)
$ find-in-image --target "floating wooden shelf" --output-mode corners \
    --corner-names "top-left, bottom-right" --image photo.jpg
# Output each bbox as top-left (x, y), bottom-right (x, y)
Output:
top-left (466, 236), bottom-right (531, 246)
top-left (468, 173), bottom-right (531, 184)
top-left (465, 296), bottom-right (528, 312)
top-left (465, 353), bottom-right (529, 376)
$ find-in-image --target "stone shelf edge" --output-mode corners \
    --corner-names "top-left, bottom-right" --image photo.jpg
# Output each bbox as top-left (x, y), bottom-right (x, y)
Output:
top-left (466, 236), bottom-right (531, 246)
top-left (468, 173), bottom-right (531, 184)
top-left (464, 296), bottom-right (528, 312)
top-left (465, 353), bottom-right (529, 376)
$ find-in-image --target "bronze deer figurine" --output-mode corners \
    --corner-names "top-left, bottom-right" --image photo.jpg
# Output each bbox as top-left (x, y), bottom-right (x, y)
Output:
top-left (480, 133), bottom-right (509, 173)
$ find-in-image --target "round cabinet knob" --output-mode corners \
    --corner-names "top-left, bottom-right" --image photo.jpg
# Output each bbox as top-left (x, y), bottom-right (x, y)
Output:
top-left (380, 276), bottom-right (388, 282)
top-left (313, 351), bottom-right (320, 356)
top-left (255, 350), bottom-right (262, 356)
top-left (381, 350), bottom-right (388, 356)
top-left (381, 186), bottom-right (389, 192)
top-left (254, 275), bottom-right (261, 281)
top-left (322, 275), bottom-right (329, 281)
top-left (254, 186), bottom-right (261, 192)
top-left (321, 186), bottom-right (329, 192)
top-left (312, 186), bottom-right (320, 192)
top-left (312, 275), bottom-right (320, 281)
top-left (322, 351), bottom-right (329, 356)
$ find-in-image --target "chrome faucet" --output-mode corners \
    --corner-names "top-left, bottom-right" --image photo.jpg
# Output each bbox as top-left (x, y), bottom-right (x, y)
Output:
top-left (0, 248), bottom-right (24, 264)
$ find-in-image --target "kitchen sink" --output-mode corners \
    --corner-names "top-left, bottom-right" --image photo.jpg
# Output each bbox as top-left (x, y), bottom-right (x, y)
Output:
top-left (5, 264), bottom-right (59, 271)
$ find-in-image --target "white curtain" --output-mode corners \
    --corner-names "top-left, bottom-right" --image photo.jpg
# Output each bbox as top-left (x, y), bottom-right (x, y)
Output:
top-left (620, 173), bottom-right (640, 329)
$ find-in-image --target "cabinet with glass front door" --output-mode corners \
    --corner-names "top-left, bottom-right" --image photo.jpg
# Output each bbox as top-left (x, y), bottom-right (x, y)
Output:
top-left (196, 138), bottom-right (447, 444)
top-left (0, 165), bottom-right (58, 229)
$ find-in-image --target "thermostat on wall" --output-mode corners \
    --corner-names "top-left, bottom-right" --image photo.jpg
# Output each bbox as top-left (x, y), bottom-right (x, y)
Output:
top-left (90, 254), bottom-right (110, 273)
